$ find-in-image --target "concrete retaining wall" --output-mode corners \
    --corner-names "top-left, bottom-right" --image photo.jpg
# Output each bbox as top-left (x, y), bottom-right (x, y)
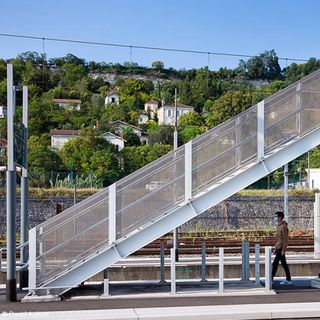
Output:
top-left (0, 195), bottom-right (315, 235)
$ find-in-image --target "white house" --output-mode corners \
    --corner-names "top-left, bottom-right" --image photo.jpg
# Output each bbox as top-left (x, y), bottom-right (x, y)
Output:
top-left (157, 103), bottom-right (194, 125)
top-left (50, 130), bottom-right (80, 149)
top-left (110, 120), bottom-right (142, 137)
top-left (144, 100), bottom-right (159, 119)
top-left (138, 111), bottom-right (149, 125)
top-left (100, 132), bottom-right (126, 151)
top-left (52, 99), bottom-right (81, 110)
top-left (109, 120), bottom-right (148, 144)
top-left (105, 92), bottom-right (119, 105)
top-left (307, 168), bottom-right (320, 189)
top-left (0, 106), bottom-right (7, 119)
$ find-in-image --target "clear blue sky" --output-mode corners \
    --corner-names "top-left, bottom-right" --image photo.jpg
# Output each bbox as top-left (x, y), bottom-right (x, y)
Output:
top-left (1, 0), bottom-right (319, 70)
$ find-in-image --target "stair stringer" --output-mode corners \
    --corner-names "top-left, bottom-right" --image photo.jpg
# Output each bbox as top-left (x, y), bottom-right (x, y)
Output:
top-left (38, 126), bottom-right (320, 295)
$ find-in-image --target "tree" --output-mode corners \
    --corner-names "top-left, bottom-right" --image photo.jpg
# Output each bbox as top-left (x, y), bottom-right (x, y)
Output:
top-left (88, 76), bottom-right (105, 93)
top-left (146, 120), bottom-right (158, 133)
top-left (286, 58), bottom-right (320, 83)
top-left (121, 143), bottom-right (172, 175)
top-left (148, 125), bottom-right (179, 146)
top-left (60, 134), bottom-right (120, 186)
top-left (178, 111), bottom-right (203, 129)
top-left (61, 63), bottom-right (87, 87)
top-left (239, 50), bottom-right (282, 81)
top-left (100, 103), bottom-right (127, 124)
top-left (152, 61), bottom-right (164, 70)
top-left (205, 91), bottom-right (252, 127)
top-left (28, 135), bottom-right (66, 186)
top-left (180, 126), bottom-right (206, 144)
top-left (123, 126), bottom-right (141, 146)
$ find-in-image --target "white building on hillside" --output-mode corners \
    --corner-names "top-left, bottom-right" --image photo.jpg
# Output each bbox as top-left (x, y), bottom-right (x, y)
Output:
top-left (50, 130), bottom-right (80, 149)
top-left (101, 132), bottom-right (126, 151)
top-left (52, 99), bottom-right (81, 110)
top-left (138, 111), bottom-right (149, 125)
top-left (144, 100), bottom-right (159, 119)
top-left (105, 92), bottom-right (119, 105)
top-left (109, 120), bottom-right (148, 144)
top-left (157, 103), bottom-right (194, 125)
top-left (0, 106), bottom-right (7, 119)
top-left (307, 168), bottom-right (320, 189)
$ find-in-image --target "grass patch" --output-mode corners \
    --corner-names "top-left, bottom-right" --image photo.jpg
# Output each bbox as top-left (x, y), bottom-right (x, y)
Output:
top-left (0, 187), bottom-right (101, 198)
top-left (0, 188), bottom-right (317, 198)
top-left (236, 189), bottom-right (317, 197)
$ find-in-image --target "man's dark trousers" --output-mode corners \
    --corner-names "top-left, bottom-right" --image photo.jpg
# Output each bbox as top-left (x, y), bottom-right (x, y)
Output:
top-left (272, 248), bottom-right (291, 281)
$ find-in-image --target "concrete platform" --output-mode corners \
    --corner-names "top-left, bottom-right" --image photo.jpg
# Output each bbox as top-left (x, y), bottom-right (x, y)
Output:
top-left (2, 254), bottom-right (319, 284)
top-left (66, 279), bottom-right (274, 301)
top-left (0, 278), bottom-right (320, 319)
top-left (1, 302), bottom-right (320, 319)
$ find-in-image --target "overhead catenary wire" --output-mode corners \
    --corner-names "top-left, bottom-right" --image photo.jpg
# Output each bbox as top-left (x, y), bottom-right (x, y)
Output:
top-left (0, 32), bottom-right (310, 63)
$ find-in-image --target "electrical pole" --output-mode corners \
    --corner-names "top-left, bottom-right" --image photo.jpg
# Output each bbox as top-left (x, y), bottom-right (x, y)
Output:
top-left (174, 88), bottom-right (178, 150)
top-left (20, 86), bottom-right (29, 289)
top-left (173, 88), bottom-right (179, 261)
top-left (6, 64), bottom-right (17, 301)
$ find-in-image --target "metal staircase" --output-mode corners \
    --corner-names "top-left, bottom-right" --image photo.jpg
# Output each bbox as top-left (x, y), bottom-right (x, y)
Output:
top-left (27, 69), bottom-right (320, 296)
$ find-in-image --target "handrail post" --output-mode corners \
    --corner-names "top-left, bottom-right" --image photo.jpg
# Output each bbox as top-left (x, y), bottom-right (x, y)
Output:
top-left (257, 100), bottom-right (265, 160)
top-left (201, 241), bottom-right (206, 282)
top-left (219, 247), bottom-right (224, 293)
top-left (265, 246), bottom-right (272, 291)
top-left (170, 248), bottom-right (176, 294)
top-left (242, 241), bottom-right (250, 281)
top-left (160, 242), bottom-right (165, 283)
top-left (109, 183), bottom-right (117, 245)
top-left (296, 83), bottom-right (301, 135)
top-left (28, 228), bottom-right (37, 293)
top-left (314, 193), bottom-right (320, 259)
top-left (255, 244), bottom-right (260, 285)
top-left (185, 141), bottom-right (192, 202)
top-left (235, 117), bottom-right (241, 167)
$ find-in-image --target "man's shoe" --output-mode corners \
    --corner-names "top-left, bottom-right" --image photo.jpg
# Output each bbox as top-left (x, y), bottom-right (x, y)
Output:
top-left (280, 280), bottom-right (292, 285)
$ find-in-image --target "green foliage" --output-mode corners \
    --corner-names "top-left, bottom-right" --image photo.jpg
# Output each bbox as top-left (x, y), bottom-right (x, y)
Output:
top-left (3, 50), bottom-right (320, 190)
top-left (100, 103), bottom-right (127, 124)
top-left (28, 135), bottom-right (66, 186)
top-left (123, 126), bottom-right (141, 146)
top-left (180, 126), bottom-right (206, 144)
top-left (60, 134), bottom-right (120, 186)
top-left (205, 91), bottom-right (252, 127)
top-left (121, 143), bottom-right (172, 175)
top-left (50, 173), bottom-right (103, 189)
top-left (148, 125), bottom-right (177, 146)
top-left (119, 78), bottom-right (153, 107)
top-left (61, 64), bottom-right (87, 88)
top-left (239, 50), bottom-right (282, 81)
top-left (178, 111), bottom-right (203, 128)
top-left (146, 120), bottom-right (158, 133)
top-left (152, 61), bottom-right (164, 70)
top-left (285, 58), bottom-right (320, 83)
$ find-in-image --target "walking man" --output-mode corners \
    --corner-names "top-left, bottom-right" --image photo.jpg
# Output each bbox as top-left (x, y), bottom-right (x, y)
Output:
top-left (272, 211), bottom-right (292, 285)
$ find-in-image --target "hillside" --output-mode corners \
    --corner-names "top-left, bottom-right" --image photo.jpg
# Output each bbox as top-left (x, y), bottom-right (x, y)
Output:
top-left (0, 50), bottom-right (319, 189)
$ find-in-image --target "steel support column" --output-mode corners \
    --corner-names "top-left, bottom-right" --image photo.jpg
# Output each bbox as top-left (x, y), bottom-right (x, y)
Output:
top-left (20, 86), bottom-right (29, 290)
top-left (6, 64), bottom-right (16, 302)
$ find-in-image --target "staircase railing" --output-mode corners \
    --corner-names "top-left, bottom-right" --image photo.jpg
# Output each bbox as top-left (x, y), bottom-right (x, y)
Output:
top-left (29, 69), bottom-right (320, 289)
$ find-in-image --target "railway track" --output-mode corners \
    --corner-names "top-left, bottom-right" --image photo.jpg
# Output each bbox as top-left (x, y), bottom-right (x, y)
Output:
top-left (0, 231), bottom-right (315, 259)
top-left (132, 231), bottom-right (314, 255)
